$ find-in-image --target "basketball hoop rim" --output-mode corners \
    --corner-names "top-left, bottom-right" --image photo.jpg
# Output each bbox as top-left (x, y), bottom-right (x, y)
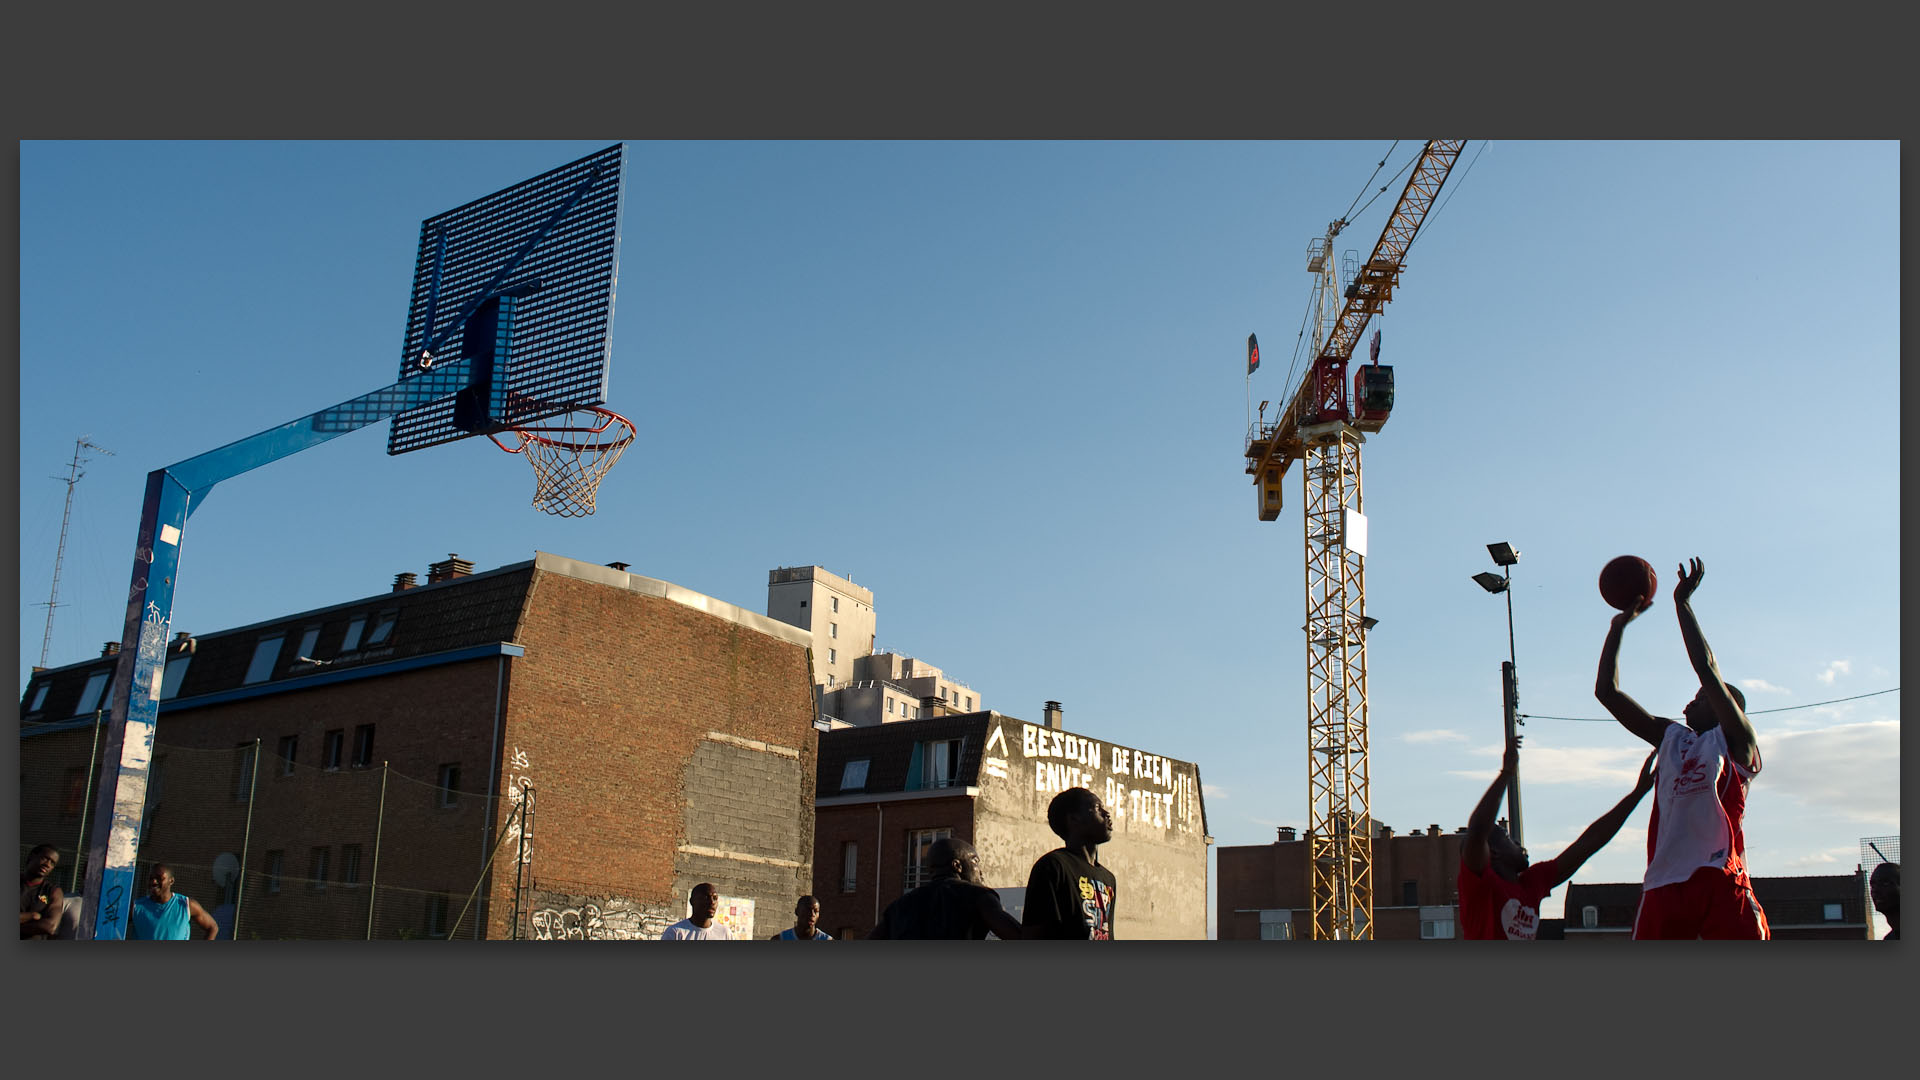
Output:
top-left (486, 405), bottom-right (635, 454)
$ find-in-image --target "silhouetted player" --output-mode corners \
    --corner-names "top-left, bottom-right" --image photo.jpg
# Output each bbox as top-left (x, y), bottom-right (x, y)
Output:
top-left (1596, 557), bottom-right (1769, 939)
top-left (1021, 787), bottom-right (1116, 939)
top-left (867, 838), bottom-right (1021, 940)
top-left (1459, 734), bottom-right (1657, 939)
top-left (1870, 863), bottom-right (1899, 940)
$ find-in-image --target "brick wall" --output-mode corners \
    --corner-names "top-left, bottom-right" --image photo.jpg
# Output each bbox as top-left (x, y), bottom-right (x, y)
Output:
top-left (492, 568), bottom-right (817, 939)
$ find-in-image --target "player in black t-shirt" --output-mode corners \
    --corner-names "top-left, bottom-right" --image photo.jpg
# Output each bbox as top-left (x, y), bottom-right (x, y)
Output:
top-left (866, 838), bottom-right (1022, 940)
top-left (1021, 787), bottom-right (1117, 939)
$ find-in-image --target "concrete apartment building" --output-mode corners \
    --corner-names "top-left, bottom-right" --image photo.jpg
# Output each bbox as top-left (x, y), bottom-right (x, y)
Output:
top-left (1218, 822), bottom-right (1478, 940)
top-left (813, 703), bottom-right (1211, 939)
top-left (19, 552), bottom-right (819, 940)
top-left (767, 565), bottom-right (981, 726)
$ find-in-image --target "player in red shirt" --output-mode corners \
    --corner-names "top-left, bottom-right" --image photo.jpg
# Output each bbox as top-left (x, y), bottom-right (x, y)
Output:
top-left (1596, 557), bottom-right (1769, 940)
top-left (1459, 733), bottom-right (1657, 939)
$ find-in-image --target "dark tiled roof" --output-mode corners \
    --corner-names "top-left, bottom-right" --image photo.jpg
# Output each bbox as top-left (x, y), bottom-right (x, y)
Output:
top-left (817, 713), bottom-right (994, 796)
top-left (20, 562), bottom-right (536, 721)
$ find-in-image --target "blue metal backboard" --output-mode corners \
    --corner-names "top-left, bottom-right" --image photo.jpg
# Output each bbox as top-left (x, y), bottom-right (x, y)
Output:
top-left (387, 143), bottom-right (625, 455)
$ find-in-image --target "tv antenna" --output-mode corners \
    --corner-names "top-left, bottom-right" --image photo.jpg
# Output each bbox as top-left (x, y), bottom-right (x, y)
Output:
top-left (36, 436), bottom-right (113, 669)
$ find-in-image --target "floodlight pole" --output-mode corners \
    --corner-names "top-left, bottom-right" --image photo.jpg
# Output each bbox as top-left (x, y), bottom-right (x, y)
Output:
top-left (1497, 563), bottom-right (1522, 847)
top-left (78, 352), bottom-right (501, 941)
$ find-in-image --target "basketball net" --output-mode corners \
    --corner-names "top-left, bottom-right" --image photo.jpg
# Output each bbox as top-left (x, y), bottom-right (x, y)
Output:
top-left (488, 405), bottom-right (635, 517)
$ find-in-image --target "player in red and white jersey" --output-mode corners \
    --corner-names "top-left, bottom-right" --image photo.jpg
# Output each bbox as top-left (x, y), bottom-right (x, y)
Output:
top-left (1595, 557), bottom-right (1769, 940)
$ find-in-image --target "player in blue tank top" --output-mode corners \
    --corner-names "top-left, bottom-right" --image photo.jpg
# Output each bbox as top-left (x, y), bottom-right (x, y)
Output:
top-left (129, 865), bottom-right (220, 940)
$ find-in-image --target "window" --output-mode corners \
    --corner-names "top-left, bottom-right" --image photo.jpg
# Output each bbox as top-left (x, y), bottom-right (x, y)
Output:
top-left (840, 759), bottom-right (870, 791)
top-left (1401, 881), bottom-right (1419, 907)
top-left (886, 697), bottom-right (895, 715)
top-left (826, 674), bottom-right (835, 688)
top-left (28, 682), bottom-right (50, 712)
top-left (922, 737), bottom-right (965, 789)
top-left (341, 845), bottom-right (363, 887)
top-left (266, 850), bottom-right (284, 893)
top-left (830, 622), bottom-right (838, 639)
top-left (831, 596), bottom-right (839, 613)
top-left (73, 671), bottom-right (110, 716)
top-left (277, 735), bottom-right (299, 776)
top-left (841, 842), bottom-right (858, 892)
top-left (63, 767), bottom-right (89, 815)
top-left (351, 724), bottom-right (375, 768)
top-left (1824, 903), bottom-right (1844, 922)
top-left (828, 648), bottom-right (837, 665)
top-left (340, 616), bottom-right (367, 652)
top-left (366, 610), bottom-right (397, 646)
top-left (425, 895), bottom-right (451, 939)
top-left (1259, 910), bottom-right (1293, 940)
top-left (296, 625), bottom-right (320, 660)
top-left (1419, 905), bottom-right (1456, 939)
top-left (965, 695), bottom-right (972, 710)
top-left (233, 743), bottom-right (258, 800)
top-left (1582, 905), bottom-right (1599, 929)
top-left (323, 729), bottom-right (344, 771)
top-left (244, 634), bottom-right (285, 684)
top-left (309, 847), bottom-right (330, 891)
top-left (905, 828), bottom-right (953, 890)
top-left (159, 656), bottom-right (190, 699)
top-left (438, 763), bottom-right (461, 807)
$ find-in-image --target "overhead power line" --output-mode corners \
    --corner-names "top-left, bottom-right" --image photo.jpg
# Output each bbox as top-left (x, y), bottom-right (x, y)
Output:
top-left (1519, 687), bottom-right (1899, 723)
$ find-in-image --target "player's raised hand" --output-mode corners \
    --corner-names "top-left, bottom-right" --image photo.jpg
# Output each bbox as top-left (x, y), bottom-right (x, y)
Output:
top-left (1674, 557), bottom-right (1705, 603)
top-left (1610, 596), bottom-right (1648, 630)
top-left (1633, 749), bottom-right (1658, 795)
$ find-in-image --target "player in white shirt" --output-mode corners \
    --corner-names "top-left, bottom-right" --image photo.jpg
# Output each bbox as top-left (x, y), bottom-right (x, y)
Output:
top-left (1595, 557), bottom-right (1770, 940)
top-left (660, 882), bottom-right (732, 940)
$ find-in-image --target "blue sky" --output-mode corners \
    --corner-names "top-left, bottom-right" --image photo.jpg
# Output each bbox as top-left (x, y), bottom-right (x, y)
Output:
top-left (18, 141), bottom-right (1899, 933)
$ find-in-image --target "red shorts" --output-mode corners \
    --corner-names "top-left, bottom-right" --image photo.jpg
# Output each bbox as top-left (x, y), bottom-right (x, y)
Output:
top-left (1633, 866), bottom-right (1770, 940)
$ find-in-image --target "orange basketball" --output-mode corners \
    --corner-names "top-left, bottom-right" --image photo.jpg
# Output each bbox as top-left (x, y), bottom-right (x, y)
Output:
top-left (1599, 555), bottom-right (1657, 612)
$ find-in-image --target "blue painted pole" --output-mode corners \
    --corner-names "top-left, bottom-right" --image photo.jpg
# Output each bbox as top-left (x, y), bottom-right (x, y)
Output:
top-left (81, 468), bottom-right (192, 939)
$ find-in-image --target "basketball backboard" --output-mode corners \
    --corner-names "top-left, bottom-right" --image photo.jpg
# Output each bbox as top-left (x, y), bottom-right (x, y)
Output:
top-left (387, 143), bottom-right (626, 455)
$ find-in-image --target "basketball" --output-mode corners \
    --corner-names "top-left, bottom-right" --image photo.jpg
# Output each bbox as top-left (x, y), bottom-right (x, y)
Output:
top-left (1599, 556), bottom-right (1657, 612)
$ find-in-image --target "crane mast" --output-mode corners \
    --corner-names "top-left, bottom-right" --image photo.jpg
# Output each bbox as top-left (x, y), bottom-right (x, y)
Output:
top-left (1245, 141), bottom-right (1465, 939)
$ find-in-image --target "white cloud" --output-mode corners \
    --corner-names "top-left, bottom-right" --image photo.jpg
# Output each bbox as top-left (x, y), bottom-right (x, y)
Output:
top-left (1402, 729), bottom-right (1468, 745)
top-left (1817, 660), bottom-right (1852, 686)
top-left (1447, 743), bottom-right (1654, 787)
top-left (1762, 845), bottom-right (1857, 875)
top-left (1753, 720), bottom-right (1899, 826)
top-left (1740, 678), bottom-right (1790, 696)
top-left (1202, 784), bottom-right (1227, 800)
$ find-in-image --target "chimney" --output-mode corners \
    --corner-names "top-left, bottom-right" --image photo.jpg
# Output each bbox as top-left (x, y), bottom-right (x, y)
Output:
top-left (607, 562), bottom-right (630, 572)
top-left (1043, 700), bottom-right (1063, 730)
top-left (921, 695), bottom-right (946, 717)
top-left (1428, 824), bottom-right (1441, 837)
top-left (1276, 826), bottom-right (1297, 843)
top-left (426, 554), bottom-right (474, 584)
top-left (170, 631), bottom-right (196, 655)
top-left (393, 572), bottom-right (418, 592)
top-left (101, 641), bottom-right (120, 657)
top-left (1377, 824), bottom-right (1393, 839)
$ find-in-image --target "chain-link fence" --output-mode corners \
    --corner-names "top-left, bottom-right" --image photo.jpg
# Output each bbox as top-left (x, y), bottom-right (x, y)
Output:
top-left (1860, 834), bottom-right (1899, 940)
top-left (20, 730), bottom-right (527, 940)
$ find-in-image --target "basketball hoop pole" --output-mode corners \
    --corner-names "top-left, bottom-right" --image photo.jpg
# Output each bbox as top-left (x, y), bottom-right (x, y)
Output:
top-left (79, 359), bottom-right (493, 940)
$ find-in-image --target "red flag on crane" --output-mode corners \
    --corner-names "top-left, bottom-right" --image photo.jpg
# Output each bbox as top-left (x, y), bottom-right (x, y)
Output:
top-left (1247, 333), bottom-right (1260, 375)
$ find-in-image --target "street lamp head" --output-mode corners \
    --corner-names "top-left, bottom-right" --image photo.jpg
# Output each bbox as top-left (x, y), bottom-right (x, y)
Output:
top-left (1472, 572), bottom-right (1509, 594)
top-left (1361, 616), bottom-right (1379, 631)
top-left (1487, 542), bottom-right (1520, 567)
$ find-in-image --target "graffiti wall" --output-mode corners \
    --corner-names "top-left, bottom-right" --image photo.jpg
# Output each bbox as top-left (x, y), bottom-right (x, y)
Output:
top-left (527, 893), bottom-right (755, 940)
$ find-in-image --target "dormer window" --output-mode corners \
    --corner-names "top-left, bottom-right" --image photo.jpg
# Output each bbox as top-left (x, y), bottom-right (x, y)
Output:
top-left (340, 616), bottom-right (367, 652)
top-left (73, 671), bottom-right (110, 716)
top-left (366, 610), bottom-right (397, 646)
top-left (245, 634), bottom-right (285, 684)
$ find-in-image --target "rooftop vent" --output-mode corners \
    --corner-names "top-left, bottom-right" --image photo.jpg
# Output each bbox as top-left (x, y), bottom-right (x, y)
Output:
top-left (1043, 700), bottom-right (1063, 730)
top-left (607, 561), bottom-right (630, 572)
top-left (101, 641), bottom-right (121, 657)
top-left (1276, 826), bottom-right (1297, 843)
top-left (393, 572), bottom-right (418, 592)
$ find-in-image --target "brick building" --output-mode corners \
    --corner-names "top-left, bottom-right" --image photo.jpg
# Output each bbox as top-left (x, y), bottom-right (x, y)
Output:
top-left (1217, 823), bottom-right (1481, 940)
top-left (812, 702), bottom-right (1210, 939)
top-left (19, 551), bottom-right (819, 940)
top-left (1563, 874), bottom-right (1875, 940)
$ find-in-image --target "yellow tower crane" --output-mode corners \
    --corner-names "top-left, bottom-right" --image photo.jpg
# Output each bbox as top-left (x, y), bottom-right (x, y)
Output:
top-left (1244, 140), bottom-right (1467, 939)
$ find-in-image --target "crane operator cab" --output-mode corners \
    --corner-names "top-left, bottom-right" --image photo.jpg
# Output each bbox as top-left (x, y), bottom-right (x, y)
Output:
top-left (1352, 364), bottom-right (1394, 431)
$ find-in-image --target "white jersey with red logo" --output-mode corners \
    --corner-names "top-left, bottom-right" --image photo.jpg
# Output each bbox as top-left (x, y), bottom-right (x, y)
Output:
top-left (1643, 721), bottom-right (1758, 890)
